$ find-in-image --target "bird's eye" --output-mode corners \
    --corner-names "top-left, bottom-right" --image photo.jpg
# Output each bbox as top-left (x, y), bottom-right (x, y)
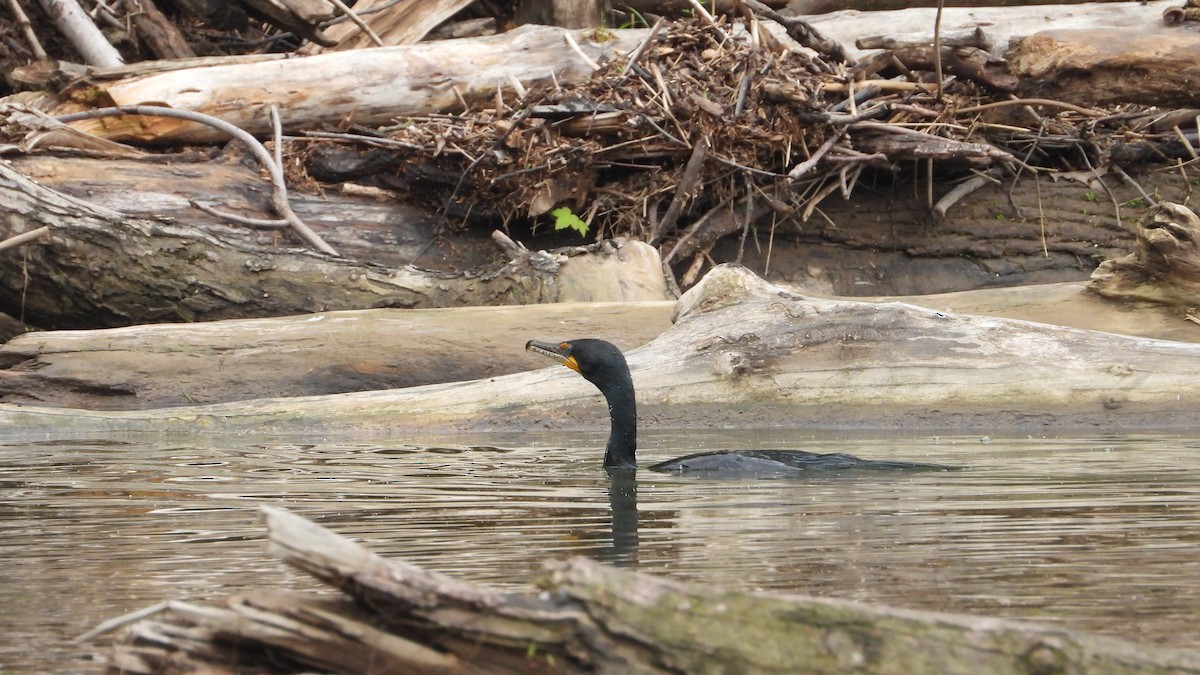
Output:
top-left (560, 341), bottom-right (571, 350)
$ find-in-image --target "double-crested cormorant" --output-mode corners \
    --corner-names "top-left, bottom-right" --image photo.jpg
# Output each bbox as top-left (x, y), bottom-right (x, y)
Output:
top-left (526, 338), bottom-right (956, 475)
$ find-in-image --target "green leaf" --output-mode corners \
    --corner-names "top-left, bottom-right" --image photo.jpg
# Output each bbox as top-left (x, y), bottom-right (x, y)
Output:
top-left (551, 206), bottom-right (589, 236)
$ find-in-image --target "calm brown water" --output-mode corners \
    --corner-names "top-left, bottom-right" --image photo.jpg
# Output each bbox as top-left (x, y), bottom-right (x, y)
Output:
top-left (2, 429), bottom-right (1199, 671)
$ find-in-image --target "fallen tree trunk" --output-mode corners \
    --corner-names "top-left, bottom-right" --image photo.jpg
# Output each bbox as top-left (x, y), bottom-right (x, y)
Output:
top-left (2, 264), bottom-right (1198, 434)
top-left (0, 303), bottom-right (673, 409)
top-left (5, 151), bottom-right (1184, 303)
top-left (0, 162), bottom-right (669, 328)
top-left (59, 24), bottom-right (648, 144)
top-left (3, 275), bottom-right (1196, 411)
top-left (95, 505), bottom-right (1200, 674)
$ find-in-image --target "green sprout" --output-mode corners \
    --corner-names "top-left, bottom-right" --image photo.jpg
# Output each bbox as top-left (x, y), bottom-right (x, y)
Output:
top-left (551, 206), bottom-right (589, 236)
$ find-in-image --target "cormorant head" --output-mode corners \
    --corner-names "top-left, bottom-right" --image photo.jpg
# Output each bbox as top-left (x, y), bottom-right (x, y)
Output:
top-left (526, 338), bottom-right (638, 469)
top-left (525, 338), bottom-right (630, 390)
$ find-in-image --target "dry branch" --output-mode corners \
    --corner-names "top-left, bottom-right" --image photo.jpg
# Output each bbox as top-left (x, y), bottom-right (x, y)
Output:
top-left (36, 0), bottom-right (123, 66)
top-left (55, 105), bottom-right (338, 256)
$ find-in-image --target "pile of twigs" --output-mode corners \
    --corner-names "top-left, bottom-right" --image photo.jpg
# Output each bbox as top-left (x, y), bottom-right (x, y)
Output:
top-left (289, 6), bottom-right (1192, 277)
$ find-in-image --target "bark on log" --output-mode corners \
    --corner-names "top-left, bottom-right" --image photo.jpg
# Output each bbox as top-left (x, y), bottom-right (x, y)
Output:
top-left (2, 264), bottom-right (1199, 435)
top-left (59, 24), bottom-right (648, 144)
top-left (1089, 202), bottom-right (1200, 307)
top-left (0, 162), bottom-right (669, 328)
top-left (3, 154), bottom-right (486, 271)
top-left (96, 505), bottom-right (1200, 674)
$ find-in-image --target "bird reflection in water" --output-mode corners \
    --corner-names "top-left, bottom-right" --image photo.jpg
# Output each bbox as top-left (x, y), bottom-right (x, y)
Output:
top-left (603, 468), bottom-right (639, 566)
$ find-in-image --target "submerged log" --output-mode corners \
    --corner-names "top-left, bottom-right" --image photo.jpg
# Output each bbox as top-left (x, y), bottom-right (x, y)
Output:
top-left (1, 264), bottom-right (1199, 434)
top-left (0, 162), bottom-right (669, 328)
top-left (1089, 202), bottom-right (1200, 308)
top-left (96, 505), bottom-right (1200, 674)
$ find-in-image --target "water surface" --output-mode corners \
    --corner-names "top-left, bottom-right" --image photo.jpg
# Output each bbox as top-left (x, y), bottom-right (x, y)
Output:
top-left (2, 430), bottom-right (1199, 671)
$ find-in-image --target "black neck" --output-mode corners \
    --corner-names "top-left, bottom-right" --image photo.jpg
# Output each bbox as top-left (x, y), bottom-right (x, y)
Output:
top-left (601, 375), bottom-right (637, 469)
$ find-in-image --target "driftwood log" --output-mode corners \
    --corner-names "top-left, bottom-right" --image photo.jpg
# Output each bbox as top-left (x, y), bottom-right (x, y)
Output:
top-left (4, 277), bottom-right (1198, 411)
top-left (1, 264), bottom-right (1198, 435)
top-left (58, 24), bottom-right (647, 144)
top-left (96, 505), bottom-right (1200, 674)
top-left (0, 161), bottom-right (669, 328)
top-left (1089, 202), bottom-right (1200, 307)
top-left (0, 302), bottom-right (673, 409)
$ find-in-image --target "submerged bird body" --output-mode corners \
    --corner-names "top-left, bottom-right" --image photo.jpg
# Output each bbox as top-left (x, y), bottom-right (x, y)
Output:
top-left (525, 338), bottom-right (954, 475)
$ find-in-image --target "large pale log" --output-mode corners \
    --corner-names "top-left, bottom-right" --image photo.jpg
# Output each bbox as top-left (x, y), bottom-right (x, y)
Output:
top-left (1, 265), bottom-right (1198, 435)
top-left (0, 303), bottom-right (673, 409)
top-left (62, 24), bottom-right (648, 144)
top-left (0, 162), bottom-right (669, 328)
top-left (99, 506), bottom-right (1200, 674)
top-left (4, 275), bottom-right (1197, 411)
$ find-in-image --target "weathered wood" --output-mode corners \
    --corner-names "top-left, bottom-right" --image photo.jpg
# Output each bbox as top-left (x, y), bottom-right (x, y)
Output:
top-left (1008, 29), bottom-right (1200, 108)
top-left (2, 265), bottom-right (1199, 435)
top-left (723, 167), bottom-right (1178, 297)
top-left (0, 162), bottom-right (669, 328)
top-left (36, 0), bottom-right (124, 66)
top-left (60, 25), bottom-right (648, 144)
top-left (0, 303), bottom-right (673, 409)
top-left (1089, 202), bottom-right (1200, 307)
top-left (299, 0), bottom-right (476, 53)
top-left (98, 506), bottom-right (1200, 674)
top-left (808, 0), bottom-right (1184, 62)
top-left (4, 276), bottom-right (1197, 411)
top-left (238, 0), bottom-right (339, 46)
top-left (3, 154), bottom-right (459, 270)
